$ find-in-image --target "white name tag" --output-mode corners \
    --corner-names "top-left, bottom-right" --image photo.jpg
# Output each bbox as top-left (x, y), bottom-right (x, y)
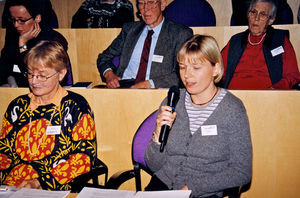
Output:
top-left (13, 64), bottom-right (21, 73)
top-left (46, 125), bottom-right (61, 135)
top-left (201, 125), bottom-right (218, 136)
top-left (271, 46), bottom-right (284, 57)
top-left (152, 55), bottom-right (164, 63)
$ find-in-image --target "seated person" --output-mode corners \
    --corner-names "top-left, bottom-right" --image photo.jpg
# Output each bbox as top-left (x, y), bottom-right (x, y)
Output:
top-left (0, 0), bottom-right (73, 87)
top-left (71, 0), bottom-right (134, 28)
top-left (222, 0), bottom-right (300, 89)
top-left (231, 0), bottom-right (293, 25)
top-left (97, 0), bottom-right (193, 89)
top-left (145, 35), bottom-right (252, 198)
top-left (2, 0), bottom-right (58, 28)
top-left (0, 40), bottom-right (96, 190)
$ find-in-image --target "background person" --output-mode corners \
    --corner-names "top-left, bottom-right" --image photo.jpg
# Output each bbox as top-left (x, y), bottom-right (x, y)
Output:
top-left (145, 35), bottom-right (252, 198)
top-left (97, 0), bottom-right (193, 89)
top-left (0, 0), bottom-right (73, 87)
top-left (222, 0), bottom-right (300, 89)
top-left (0, 41), bottom-right (95, 190)
top-left (71, 0), bottom-right (134, 28)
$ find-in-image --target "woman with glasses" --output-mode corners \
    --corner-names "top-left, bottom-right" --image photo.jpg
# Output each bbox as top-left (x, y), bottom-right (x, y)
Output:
top-left (0, 0), bottom-right (73, 87)
top-left (0, 40), bottom-right (96, 190)
top-left (221, 0), bottom-right (300, 89)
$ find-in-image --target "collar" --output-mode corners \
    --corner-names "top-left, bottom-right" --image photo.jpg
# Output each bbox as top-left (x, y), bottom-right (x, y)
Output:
top-left (145, 17), bottom-right (165, 36)
top-left (28, 85), bottom-right (68, 110)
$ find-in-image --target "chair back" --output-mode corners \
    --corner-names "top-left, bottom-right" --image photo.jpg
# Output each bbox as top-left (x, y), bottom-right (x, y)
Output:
top-left (132, 110), bottom-right (157, 169)
top-left (165, 0), bottom-right (216, 26)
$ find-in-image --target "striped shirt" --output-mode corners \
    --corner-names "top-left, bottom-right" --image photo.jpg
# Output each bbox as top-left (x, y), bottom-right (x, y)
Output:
top-left (185, 88), bottom-right (227, 134)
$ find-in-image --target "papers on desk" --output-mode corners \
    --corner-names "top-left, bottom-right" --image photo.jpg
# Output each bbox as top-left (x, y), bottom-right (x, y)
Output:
top-left (77, 187), bottom-right (191, 198)
top-left (6, 188), bottom-right (70, 198)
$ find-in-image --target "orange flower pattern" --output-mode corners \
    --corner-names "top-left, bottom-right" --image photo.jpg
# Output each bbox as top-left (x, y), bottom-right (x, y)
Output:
top-left (0, 154), bottom-right (11, 170)
top-left (72, 114), bottom-right (95, 141)
top-left (0, 118), bottom-right (13, 139)
top-left (0, 92), bottom-right (96, 190)
top-left (4, 164), bottom-right (39, 186)
top-left (51, 153), bottom-right (91, 184)
top-left (15, 118), bottom-right (56, 161)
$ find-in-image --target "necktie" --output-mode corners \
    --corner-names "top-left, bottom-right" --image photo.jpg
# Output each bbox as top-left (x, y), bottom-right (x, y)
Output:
top-left (135, 30), bottom-right (154, 83)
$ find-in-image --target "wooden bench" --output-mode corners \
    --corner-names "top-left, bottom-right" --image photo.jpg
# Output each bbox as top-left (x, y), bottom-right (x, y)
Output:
top-left (0, 88), bottom-right (299, 197)
top-left (0, 25), bottom-right (299, 85)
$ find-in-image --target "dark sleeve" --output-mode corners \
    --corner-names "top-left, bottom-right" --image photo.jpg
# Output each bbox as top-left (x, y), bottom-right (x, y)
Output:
top-left (96, 23), bottom-right (131, 81)
top-left (71, 7), bottom-right (89, 28)
top-left (0, 27), bottom-right (25, 80)
top-left (112, 5), bottom-right (134, 28)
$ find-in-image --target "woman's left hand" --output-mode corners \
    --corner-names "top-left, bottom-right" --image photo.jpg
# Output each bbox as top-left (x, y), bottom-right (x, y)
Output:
top-left (17, 179), bottom-right (42, 189)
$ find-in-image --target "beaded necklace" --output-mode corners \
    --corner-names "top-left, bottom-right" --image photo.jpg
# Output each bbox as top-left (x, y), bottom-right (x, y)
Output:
top-left (248, 33), bottom-right (266, 46)
top-left (27, 106), bottom-right (57, 156)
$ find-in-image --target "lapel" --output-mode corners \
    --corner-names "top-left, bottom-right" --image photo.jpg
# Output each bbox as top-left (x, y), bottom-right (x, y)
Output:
top-left (122, 22), bottom-right (146, 68)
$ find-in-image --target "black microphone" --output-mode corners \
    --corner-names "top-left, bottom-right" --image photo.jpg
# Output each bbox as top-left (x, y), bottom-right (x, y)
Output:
top-left (159, 86), bottom-right (180, 152)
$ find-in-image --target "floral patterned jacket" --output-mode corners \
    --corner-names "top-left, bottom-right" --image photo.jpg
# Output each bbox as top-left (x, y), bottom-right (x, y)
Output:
top-left (0, 91), bottom-right (96, 190)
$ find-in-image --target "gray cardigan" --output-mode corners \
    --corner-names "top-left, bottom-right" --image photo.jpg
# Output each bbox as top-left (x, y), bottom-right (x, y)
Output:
top-left (145, 89), bottom-right (252, 197)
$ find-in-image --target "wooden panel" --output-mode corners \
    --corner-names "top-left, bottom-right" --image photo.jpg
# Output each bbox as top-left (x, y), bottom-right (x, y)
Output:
top-left (0, 88), bottom-right (300, 197)
top-left (1, 25), bottom-right (299, 85)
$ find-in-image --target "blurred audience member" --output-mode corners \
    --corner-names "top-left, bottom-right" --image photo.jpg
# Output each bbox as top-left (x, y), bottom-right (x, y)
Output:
top-left (97, 0), bottom-right (193, 89)
top-left (71, 0), bottom-right (134, 28)
top-left (0, 0), bottom-right (73, 87)
top-left (2, 0), bottom-right (58, 28)
top-left (222, 0), bottom-right (300, 89)
top-left (231, 0), bottom-right (293, 25)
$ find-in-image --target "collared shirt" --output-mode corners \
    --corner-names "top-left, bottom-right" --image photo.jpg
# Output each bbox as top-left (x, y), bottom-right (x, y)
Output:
top-left (122, 18), bottom-right (165, 88)
top-left (28, 85), bottom-right (68, 110)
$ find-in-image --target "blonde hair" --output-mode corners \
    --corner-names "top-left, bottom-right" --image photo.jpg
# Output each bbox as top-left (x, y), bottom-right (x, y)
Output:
top-left (25, 40), bottom-right (69, 72)
top-left (177, 34), bottom-right (224, 83)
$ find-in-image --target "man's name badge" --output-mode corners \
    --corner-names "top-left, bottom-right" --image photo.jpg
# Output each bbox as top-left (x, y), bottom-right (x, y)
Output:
top-left (152, 55), bottom-right (164, 63)
top-left (46, 126), bottom-right (61, 135)
top-left (271, 46), bottom-right (284, 57)
top-left (201, 125), bottom-right (218, 136)
top-left (13, 64), bottom-right (21, 73)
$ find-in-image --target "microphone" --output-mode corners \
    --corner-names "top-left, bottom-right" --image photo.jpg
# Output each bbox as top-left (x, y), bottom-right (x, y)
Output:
top-left (159, 86), bottom-right (180, 152)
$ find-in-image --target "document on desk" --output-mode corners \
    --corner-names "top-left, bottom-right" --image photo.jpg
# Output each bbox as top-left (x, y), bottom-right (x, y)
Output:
top-left (8, 188), bottom-right (70, 198)
top-left (77, 187), bottom-right (135, 198)
top-left (135, 190), bottom-right (191, 198)
top-left (77, 187), bottom-right (191, 198)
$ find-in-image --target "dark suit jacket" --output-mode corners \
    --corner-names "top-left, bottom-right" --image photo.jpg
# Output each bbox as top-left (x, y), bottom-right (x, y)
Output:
top-left (97, 19), bottom-right (193, 88)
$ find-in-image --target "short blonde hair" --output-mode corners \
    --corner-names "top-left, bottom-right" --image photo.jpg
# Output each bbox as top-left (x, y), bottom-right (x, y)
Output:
top-left (25, 40), bottom-right (69, 72)
top-left (177, 34), bottom-right (224, 83)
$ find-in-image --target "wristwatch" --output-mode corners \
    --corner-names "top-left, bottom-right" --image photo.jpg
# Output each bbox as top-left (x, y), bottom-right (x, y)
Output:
top-left (19, 45), bottom-right (27, 50)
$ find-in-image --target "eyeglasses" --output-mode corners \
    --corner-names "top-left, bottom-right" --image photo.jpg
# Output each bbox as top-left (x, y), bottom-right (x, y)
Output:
top-left (138, 0), bottom-right (159, 10)
top-left (9, 17), bottom-right (33, 25)
top-left (24, 71), bottom-right (58, 82)
top-left (248, 10), bottom-right (270, 21)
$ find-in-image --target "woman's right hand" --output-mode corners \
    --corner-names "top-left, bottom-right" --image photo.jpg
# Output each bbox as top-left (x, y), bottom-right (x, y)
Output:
top-left (152, 105), bottom-right (177, 143)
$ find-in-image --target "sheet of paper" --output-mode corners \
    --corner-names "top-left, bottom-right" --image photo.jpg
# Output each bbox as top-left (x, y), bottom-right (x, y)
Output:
top-left (76, 187), bottom-right (135, 198)
top-left (135, 190), bottom-right (192, 198)
top-left (8, 188), bottom-right (70, 198)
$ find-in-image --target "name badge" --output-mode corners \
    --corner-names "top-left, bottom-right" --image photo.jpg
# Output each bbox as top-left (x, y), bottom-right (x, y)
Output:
top-left (152, 55), bottom-right (164, 63)
top-left (46, 125), bottom-right (61, 135)
top-left (201, 125), bottom-right (218, 136)
top-left (271, 46), bottom-right (284, 57)
top-left (13, 64), bottom-right (21, 73)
